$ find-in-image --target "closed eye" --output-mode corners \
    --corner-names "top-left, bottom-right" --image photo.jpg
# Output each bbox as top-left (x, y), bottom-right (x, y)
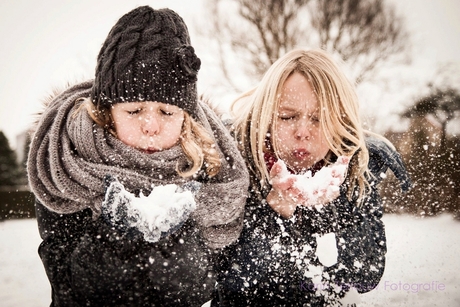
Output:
top-left (160, 109), bottom-right (174, 116)
top-left (127, 109), bottom-right (142, 115)
top-left (309, 114), bottom-right (320, 123)
top-left (278, 112), bottom-right (297, 121)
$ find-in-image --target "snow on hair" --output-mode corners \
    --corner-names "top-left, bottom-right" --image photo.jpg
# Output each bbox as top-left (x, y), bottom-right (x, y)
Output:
top-left (232, 48), bottom-right (370, 203)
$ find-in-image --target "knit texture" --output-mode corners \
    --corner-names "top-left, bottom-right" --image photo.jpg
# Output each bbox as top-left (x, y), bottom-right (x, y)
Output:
top-left (91, 6), bottom-right (201, 117)
top-left (28, 81), bottom-right (249, 248)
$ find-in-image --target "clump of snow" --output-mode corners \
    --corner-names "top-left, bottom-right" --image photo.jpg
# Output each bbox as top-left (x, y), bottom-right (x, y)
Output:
top-left (274, 156), bottom-right (349, 205)
top-left (315, 232), bottom-right (338, 267)
top-left (339, 287), bottom-right (361, 306)
top-left (303, 262), bottom-right (324, 286)
top-left (103, 179), bottom-right (200, 243)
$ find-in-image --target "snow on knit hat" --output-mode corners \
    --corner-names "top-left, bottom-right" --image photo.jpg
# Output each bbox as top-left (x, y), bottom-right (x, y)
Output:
top-left (91, 6), bottom-right (201, 117)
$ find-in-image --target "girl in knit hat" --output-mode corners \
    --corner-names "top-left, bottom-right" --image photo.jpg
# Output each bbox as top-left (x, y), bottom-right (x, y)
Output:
top-left (211, 49), bottom-right (411, 306)
top-left (27, 6), bottom-right (248, 306)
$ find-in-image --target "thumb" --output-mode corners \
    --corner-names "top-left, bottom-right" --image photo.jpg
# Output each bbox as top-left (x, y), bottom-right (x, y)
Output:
top-left (270, 161), bottom-right (283, 179)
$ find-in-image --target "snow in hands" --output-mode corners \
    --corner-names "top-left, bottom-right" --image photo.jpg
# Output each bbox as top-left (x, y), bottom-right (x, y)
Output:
top-left (273, 156), bottom-right (349, 207)
top-left (102, 177), bottom-right (201, 243)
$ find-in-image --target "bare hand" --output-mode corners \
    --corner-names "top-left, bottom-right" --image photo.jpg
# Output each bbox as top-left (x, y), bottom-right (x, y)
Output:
top-left (266, 161), bottom-right (306, 218)
top-left (266, 157), bottom-right (349, 217)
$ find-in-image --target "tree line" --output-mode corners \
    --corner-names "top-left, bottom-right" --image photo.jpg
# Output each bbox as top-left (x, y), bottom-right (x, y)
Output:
top-left (0, 131), bottom-right (27, 188)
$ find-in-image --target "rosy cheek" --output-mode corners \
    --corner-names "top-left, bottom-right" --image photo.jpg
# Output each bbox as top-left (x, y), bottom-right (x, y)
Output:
top-left (277, 126), bottom-right (291, 137)
top-left (118, 128), bottom-right (137, 141)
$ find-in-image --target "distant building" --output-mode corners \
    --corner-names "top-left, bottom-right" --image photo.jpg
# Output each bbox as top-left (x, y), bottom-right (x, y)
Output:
top-left (384, 114), bottom-right (442, 156)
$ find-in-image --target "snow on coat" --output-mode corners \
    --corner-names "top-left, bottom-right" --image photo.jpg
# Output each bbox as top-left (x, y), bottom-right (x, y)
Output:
top-left (212, 138), bottom-right (412, 307)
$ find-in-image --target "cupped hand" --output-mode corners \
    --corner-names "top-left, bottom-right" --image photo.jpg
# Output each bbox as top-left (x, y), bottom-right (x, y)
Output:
top-left (266, 160), bottom-right (307, 218)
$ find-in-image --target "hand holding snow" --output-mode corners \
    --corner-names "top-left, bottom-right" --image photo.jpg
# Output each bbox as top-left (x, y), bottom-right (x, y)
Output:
top-left (102, 178), bottom-right (200, 243)
top-left (273, 156), bottom-right (349, 206)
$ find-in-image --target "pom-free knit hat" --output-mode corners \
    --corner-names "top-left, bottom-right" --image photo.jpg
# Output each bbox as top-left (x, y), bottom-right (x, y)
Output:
top-left (91, 6), bottom-right (201, 116)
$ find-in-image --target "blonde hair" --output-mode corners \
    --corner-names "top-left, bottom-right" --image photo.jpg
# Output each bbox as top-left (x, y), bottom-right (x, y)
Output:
top-left (232, 49), bottom-right (376, 202)
top-left (77, 98), bottom-right (221, 178)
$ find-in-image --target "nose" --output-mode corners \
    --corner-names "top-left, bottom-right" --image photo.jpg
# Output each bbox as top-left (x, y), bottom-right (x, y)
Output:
top-left (141, 114), bottom-right (160, 136)
top-left (295, 120), bottom-right (311, 140)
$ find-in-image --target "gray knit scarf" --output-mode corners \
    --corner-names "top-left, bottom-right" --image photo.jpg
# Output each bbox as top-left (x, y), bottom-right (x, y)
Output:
top-left (28, 81), bottom-right (249, 248)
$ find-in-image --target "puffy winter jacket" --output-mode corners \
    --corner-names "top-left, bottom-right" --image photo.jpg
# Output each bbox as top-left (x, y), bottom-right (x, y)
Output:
top-left (36, 200), bottom-right (215, 307)
top-left (212, 138), bottom-right (411, 306)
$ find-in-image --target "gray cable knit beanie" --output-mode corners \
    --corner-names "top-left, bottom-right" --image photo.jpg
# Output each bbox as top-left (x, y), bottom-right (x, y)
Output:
top-left (91, 6), bottom-right (201, 116)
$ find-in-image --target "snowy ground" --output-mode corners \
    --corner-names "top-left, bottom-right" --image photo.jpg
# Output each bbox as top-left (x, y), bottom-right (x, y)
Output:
top-left (1, 214), bottom-right (459, 307)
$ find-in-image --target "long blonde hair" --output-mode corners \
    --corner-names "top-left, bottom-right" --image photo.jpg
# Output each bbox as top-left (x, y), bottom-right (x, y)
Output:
top-left (78, 98), bottom-right (221, 178)
top-left (232, 49), bottom-right (375, 202)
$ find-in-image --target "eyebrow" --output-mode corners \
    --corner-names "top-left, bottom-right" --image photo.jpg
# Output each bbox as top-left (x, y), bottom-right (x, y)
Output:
top-left (277, 106), bottom-right (298, 112)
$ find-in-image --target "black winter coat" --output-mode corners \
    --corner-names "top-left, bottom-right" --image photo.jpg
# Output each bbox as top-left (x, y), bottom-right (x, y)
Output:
top-left (36, 200), bottom-right (215, 307)
top-left (212, 139), bottom-right (411, 306)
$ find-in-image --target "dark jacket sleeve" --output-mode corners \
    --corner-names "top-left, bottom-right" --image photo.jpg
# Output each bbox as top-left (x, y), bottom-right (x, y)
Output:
top-left (366, 136), bottom-right (412, 191)
top-left (35, 200), bottom-right (92, 307)
top-left (36, 201), bottom-right (157, 306)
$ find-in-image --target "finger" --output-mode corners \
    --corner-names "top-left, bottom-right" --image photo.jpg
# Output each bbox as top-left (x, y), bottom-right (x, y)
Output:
top-left (269, 161), bottom-right (283, 178)
top-left (273, 176), bottom-right (296, 191)
top-left (337, 155), bottom-right (350, 165)
top-left (288, 184), bottom-right (304, 198)
top-left (331, 166), bottom-right (346, 178)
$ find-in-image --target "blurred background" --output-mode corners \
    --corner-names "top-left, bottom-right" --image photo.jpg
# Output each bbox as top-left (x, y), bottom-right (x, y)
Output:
top-left (1, 0), bottom-right (458, 219)
top-left (0, 0), bottom-right (459, 306)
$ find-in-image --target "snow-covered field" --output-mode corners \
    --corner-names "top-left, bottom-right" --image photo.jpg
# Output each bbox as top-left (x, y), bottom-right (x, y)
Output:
top-left (1, 214), bottom-right (459, 307)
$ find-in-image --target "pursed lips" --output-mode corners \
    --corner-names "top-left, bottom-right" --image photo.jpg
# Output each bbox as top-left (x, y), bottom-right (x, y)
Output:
top-left (292, 148), bottom-right (310, 160)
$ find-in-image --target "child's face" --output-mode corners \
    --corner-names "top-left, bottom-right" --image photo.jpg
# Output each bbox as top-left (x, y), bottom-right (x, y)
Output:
top-left (273, 72), bottom-right (330, 172)
top-left (111, 101), bottom-right (184, 153)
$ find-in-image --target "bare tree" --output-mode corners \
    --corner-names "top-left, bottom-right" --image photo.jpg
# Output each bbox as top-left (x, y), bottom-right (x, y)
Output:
top-left (311, 0), bottom-right (408, 82)
top-left (201, 0), bottom-right (408, 91)
top-left (403, 85), bottom-right (460, 150)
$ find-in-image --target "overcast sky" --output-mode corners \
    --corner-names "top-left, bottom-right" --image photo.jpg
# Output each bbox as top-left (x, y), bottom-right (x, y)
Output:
top-left (0, 0), bottom-right (459, 149)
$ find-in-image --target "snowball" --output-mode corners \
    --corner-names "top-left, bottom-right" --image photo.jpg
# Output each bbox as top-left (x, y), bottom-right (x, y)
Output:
top-left (304, 263), bottom-right (323, 286)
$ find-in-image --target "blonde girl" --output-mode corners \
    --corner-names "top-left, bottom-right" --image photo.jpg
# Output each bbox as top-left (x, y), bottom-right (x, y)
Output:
top-left (212, 49), bottom-right (410, 306)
